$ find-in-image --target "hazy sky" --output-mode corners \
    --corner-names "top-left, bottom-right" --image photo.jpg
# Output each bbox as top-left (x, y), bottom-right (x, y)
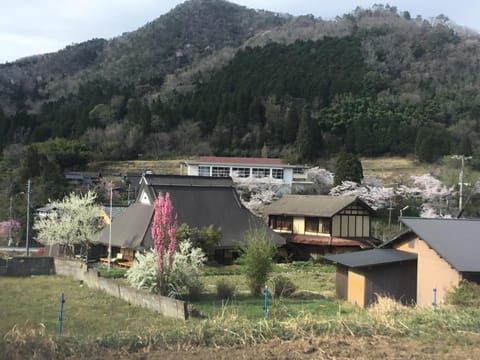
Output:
top-left (1, 0), bottom-right (478, 64)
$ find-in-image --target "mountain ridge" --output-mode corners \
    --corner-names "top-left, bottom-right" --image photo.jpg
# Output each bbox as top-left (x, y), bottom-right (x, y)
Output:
top-left (0, 0), bottom-right (480, 166)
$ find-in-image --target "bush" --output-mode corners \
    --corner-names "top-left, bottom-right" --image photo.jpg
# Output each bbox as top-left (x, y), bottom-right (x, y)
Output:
top-left (97, 267), bottom-right (127, 279)
top-left (187, 281), bottom-right (204, 301)
top-left (270, 275), bottom-right (297, 298)
top-left (445, 280), bottom-right (480, 307)
top-left (239, 227), bottom-right (276, 296)
top-left (169, 241), bottom-right (207, 298)
top-left (216, 279), bottom-right (237, 300)
top-left (126, 251), bottom-right (159, 293)
top-left (126, 241), bottom-right (206, 298)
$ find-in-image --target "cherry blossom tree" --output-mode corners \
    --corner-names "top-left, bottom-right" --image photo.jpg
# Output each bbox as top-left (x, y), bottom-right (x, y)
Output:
top-left (33, 191), bottom-right (103, 259)
top-left (151, 192), bottom-right (178, 287)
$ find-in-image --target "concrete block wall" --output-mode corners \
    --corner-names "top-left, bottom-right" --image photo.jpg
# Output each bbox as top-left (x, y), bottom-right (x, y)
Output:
top-left (0, 257), bottom-right (55, 276)
top-left (54, 258), bottom-right (188, 320)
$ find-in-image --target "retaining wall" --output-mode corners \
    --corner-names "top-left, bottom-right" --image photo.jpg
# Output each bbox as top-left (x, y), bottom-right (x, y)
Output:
top-left (54, 258), bottom-right (188, 320)
top-left (0, 257), bottom-right (55, 276)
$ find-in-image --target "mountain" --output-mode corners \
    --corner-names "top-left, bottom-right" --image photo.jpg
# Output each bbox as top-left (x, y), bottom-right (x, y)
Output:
top-left (1, 1), bottom-right (480, 165)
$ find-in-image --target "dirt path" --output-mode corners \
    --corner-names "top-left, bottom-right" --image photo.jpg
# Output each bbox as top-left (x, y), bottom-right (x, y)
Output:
top-left (72, 334), bottom-right (480, 360)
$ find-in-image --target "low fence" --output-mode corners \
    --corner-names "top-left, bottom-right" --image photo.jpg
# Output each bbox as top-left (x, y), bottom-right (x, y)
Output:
top-left (54, 258), bottom-right (188, 320)
top-left (0, 257), bottom-right (55, 276)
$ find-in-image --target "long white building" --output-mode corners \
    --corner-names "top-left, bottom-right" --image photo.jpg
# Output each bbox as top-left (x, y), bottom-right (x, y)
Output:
top-left (180, 156), bottom-right (308, 185)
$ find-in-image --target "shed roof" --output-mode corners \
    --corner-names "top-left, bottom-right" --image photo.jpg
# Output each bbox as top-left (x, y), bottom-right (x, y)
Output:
top-left (398, 217), bottom-right (480, 272)
top-left (323, 249), bottom-right (417, 268)
top-left (264, 195), bottom-right (372, 217)
top-left (96, 203), bottom-right (153, 250)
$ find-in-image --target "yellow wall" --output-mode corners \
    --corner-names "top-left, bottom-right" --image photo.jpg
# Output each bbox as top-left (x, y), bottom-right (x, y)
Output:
top-left (332, 214), bottom-right (370, 238)
top-left (363, 217), bottom-right (370, 237)
top-left (396, 239), bottom-right (461, 306)
top-left (347, 270), bottom-right (365, 307)
top-left (293, 217), bottom-right (304, 234)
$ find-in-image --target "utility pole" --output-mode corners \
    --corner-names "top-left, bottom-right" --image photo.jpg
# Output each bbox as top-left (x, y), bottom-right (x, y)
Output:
top-left (452, 155), bottom-right (472, 212)
top-left (399, 205), bottom-right (409, 230)
top-left (26, 179), bottom-right (31, 256)
top-left (8, 196), bottom-right (13, 246)
top-left (387, 198), bottom-right (394, 228)
top-left (108, 182), bottom-right (113, 270)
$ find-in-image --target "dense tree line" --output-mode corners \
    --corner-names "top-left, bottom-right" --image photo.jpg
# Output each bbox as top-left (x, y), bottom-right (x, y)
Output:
top-left (2, 4), bottom-right (480, 167)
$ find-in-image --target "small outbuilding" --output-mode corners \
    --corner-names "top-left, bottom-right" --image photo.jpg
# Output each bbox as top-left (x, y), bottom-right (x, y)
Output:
top-left (324, 217), bottom-right (480, 307)
top-left (324, 249), bottom-right (417, 307)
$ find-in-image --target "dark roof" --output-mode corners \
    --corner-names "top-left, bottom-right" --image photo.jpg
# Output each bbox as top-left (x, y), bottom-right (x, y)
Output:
top-left (98, 175), bottom-right (285, 250)
top-left (96, 203), bottom-right (153, 249)
top-left (323, 249), bottom-right (417, 268)
top-left (148, 182), bottom-right (285, 249)
top-left (265, 195), bottom-right (373, 217)
top-left (124, 172), bottom-right (143, 190)
top-left (101, 205), bottom-right (128, 222)
top-left (399, 217), bottom-right (480, 272)
top-left (143, 174), bottom-right (234, 188)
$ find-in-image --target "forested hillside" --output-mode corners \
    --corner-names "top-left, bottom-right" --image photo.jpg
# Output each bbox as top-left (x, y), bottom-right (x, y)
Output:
top-left (1, 0), bottom-right (480, 213)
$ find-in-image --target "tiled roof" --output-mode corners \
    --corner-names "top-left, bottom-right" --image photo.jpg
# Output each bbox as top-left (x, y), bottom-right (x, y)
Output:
top-left (265, 195), bottom-right (372, 217)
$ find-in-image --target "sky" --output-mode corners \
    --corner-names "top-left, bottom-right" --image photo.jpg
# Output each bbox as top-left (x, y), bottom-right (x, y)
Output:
top-left (1, 0), bottom-right (479, 64)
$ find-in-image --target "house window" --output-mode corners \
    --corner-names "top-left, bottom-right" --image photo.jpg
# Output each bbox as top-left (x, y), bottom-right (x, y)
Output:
top-left (269, 215), bottom-right (293, 232)
top-left (293, 168), bottom-right (305, 175)
top-left (198, 166), bottom-right (210, 176)
top-left (252, 168), bottom-right (270, 178)
top-left (272, 169), bottom-right (284, 179)
top-left (319, 218), bottom-right (331, 234)
top-left (305, 217), bottom-right (319, 233)
top-left (232, 167), bottom-right (250, 178)
top-left (212, 166), bottom-right (230, 177)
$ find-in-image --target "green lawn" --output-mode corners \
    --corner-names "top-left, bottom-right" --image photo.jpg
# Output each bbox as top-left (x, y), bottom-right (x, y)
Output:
top-left (0, 275), bottom-right (179, 338)
top-left (193, 262), bottom-right (342, 320)
top-left (2, 264), bottom-right (480, 358)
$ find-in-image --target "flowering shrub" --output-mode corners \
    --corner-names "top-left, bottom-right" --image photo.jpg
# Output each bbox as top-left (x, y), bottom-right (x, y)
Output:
top-left (126, 241), bottom-right (206, 298)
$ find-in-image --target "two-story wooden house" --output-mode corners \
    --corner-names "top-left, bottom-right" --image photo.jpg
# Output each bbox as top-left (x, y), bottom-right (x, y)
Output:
top-left (264, 195), bottom-right (377, 256)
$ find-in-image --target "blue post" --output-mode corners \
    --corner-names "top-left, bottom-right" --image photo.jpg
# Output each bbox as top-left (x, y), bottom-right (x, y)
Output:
top-left (58, 292), bottom-right (65, 336)
top-left (263, 286), bottom-right (269, 320)
top-left (432, 288), bottom-right (437, 312)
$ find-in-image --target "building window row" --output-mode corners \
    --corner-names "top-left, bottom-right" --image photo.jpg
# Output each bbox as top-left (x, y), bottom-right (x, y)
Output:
top-left (199, 166), bottom-right (285, 180)
top-left (252, 168), bottom-right (270, 178)
top-left (271, 169), bottom-right (284, 179)
top-left (269, 215), bottom-right (293, 232)
top-left (305, 217), bottom-right (331, 234)
top-left (198, 166), bottom-right (210, 176)
top-left (212, 166), bottom-right (230, 177)
top-left (232, 167), bottom-right (250, 178)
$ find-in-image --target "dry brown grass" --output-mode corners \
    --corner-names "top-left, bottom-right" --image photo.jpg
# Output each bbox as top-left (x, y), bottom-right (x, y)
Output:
top-left (361, 157), bottom-right (432, 186)
top-left (1, 324), bottom-right (57, 359)
top-left (87, 160), bottom-right (182, 176)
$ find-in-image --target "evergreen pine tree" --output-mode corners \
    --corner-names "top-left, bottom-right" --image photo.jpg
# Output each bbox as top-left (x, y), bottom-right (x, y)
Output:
top-left (295, 108), bottom-right (321, 162)
top-left (334, 150), bottom-right (363, 186)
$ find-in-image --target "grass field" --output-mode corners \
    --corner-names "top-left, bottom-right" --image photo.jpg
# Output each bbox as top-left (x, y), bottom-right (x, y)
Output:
top-left (1, 263), bottom-right (480, 358)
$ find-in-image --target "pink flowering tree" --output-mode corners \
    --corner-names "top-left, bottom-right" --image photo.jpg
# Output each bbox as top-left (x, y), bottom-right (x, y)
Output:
top-left (0, 220), bottom-right (21, 244)
top-left (151, 192), bottom-right (178, 293)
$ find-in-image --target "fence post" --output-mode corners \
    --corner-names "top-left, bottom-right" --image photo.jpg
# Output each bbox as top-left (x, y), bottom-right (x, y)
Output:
top-left (263, 286), bottom-right (269, 320)
top-left (58, 293), bottom-right (65, 336)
